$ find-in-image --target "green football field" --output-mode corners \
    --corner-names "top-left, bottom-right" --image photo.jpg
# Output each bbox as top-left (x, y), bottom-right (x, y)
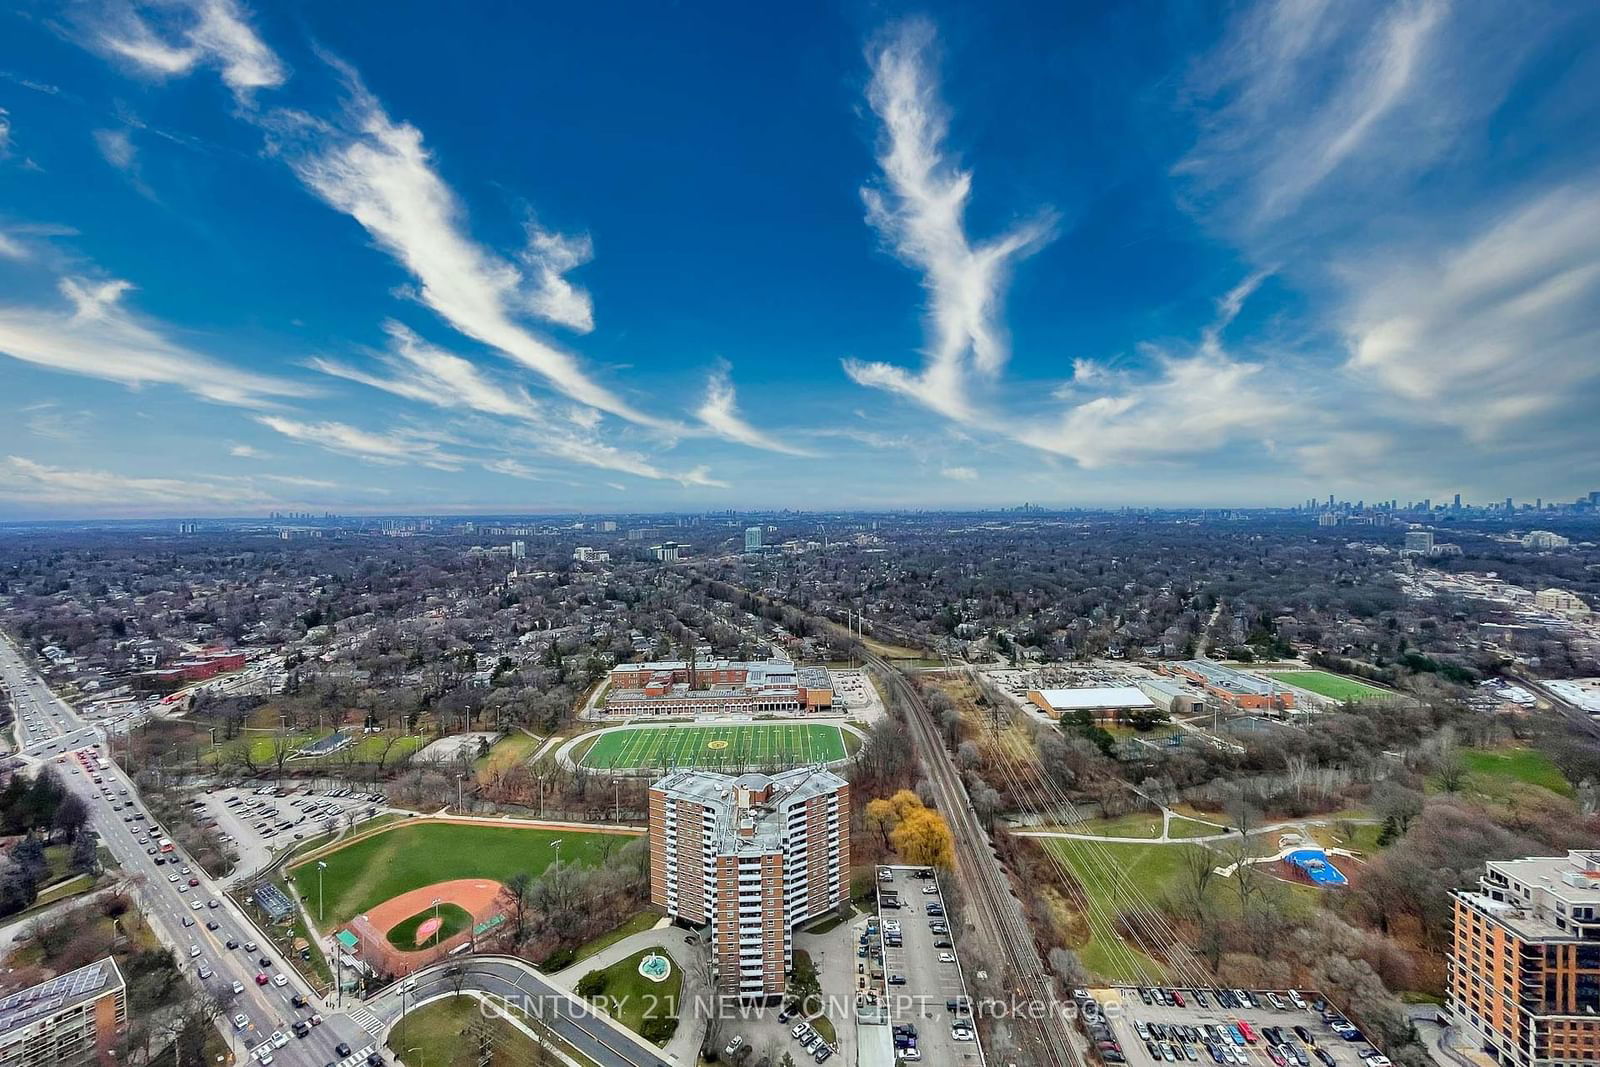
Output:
top-left (1268, 670), bottom-right (1392, 702)
top-left (579, 723), bottom-right (849, 770)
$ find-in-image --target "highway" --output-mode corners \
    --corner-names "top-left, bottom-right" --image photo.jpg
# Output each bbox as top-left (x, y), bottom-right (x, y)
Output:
top-left (865, 651), bottom-right (1087, 1067)
top-left (365, 956), bottom-right (673, 1067)
top-left (0, 635), bottom-right (373, 1066)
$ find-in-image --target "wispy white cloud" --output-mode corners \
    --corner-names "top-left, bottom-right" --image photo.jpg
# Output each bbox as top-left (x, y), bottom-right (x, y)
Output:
top-left (308, 321), bottom-right (544, 421)
top-left (1177, 0), bottom-right (1448, 234)
top-left (695, 362), bottom-right (815, 456)
top-left (0, 275), bottom-right (313, 407)
top-left (88, 0), bottom-right (287, 99)
top-left (0, 107), bottom-right (11, 156)
top-left (308, 323), bottom-right (721, 484)
top-left (1017, 350), bottom-right (1273, 469)
top-left (842, 19), bottom-right (1056, 421)
top-left (255, 414), bottom-right (466, 470)
top-left (272, 69), bottom-right (671, 430)
top-left (0, 231), bottom-right (25, 261)
top-left (228, 443), bottom-right (268, 458)
top-left (1341, 183), bottom-right (1600, 437)
top-left (519, 225), bottom-right (594, 333)
top-left (0, 455), bottom-right (330, 513)
top-left (93, 127), bottom-right (137, 171)
top-left (939, 465), bottom-right (977, 482)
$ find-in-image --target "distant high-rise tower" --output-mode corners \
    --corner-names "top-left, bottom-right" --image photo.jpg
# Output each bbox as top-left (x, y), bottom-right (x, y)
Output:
top-left (744, 526), bottom-right (763, 553)
top-left (509, 540), bottom-right (527, 559)
top-left (1454, 493), bottom-right (1462, 510)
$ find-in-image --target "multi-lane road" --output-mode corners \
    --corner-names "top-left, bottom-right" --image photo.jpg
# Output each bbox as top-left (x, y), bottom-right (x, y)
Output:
top-left (0, 636), bottom-right (373, 1065)
top-left (365, 957), bottom-right (673, 1067)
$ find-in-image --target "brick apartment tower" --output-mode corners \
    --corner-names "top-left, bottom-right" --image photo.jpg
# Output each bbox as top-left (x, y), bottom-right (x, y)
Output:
top-left (649, 767), bottom-right (850, 998)
top-left (1450, 850), bottom-right (1600, 1067)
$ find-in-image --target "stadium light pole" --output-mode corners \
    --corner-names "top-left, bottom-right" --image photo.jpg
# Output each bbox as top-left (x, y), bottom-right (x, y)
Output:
top-left (316, 861), bottom-right (327, 922)
top-left (432, 897), bottom-right (441, 946)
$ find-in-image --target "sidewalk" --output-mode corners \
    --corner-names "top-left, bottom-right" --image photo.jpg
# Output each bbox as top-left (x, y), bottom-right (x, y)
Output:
top-left (546, 921), bottom-right (705, 1064)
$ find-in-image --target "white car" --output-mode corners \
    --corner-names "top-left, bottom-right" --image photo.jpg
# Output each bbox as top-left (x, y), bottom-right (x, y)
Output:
top-left (272, 974), bottom-right (289, 987)
top-left (231, 981), bottom-right (245, 994)
top-left (898, 1051), bottom-right (922, 1062)
top-left (952, 1027), bottom-right (975, 1042)
top-left (233, 1013), bottom-right (249, 1031)
top-left (725, 1037), bottom-right (745, 1056)
top-left (190, 900), bottom-right (203, 910)
top-left (189, 945), bottom-right (201, 958)
top-left (921, 885), bottom-right (937, 895)
top-left (1288, 991), bottom-right (1308, 1010)
top-left (937, 952), bottom-right (955, 964)
top-left (271, 1031), bottom-right (290, 1048)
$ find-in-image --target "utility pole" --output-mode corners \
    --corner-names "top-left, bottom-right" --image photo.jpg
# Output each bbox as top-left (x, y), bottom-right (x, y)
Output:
top-left (317, 860), bottom-right (327, 922)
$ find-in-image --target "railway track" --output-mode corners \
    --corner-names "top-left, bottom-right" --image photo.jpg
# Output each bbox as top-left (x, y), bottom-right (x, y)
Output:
top-left (866, 652), bottom-right (1087, 1067)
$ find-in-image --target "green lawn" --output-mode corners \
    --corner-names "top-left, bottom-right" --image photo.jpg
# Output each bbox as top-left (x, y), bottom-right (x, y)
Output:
top-left (289, 822), bottom-right (629, 927)
top-left (1266, 670), bottom-right (1391, 702)
top-left (579, 723), bottom-right (849, 770)
top-left (386, 902), bottom-right (474, 949)
top-left (1461, 747), bottom-right (1574, 798)
top-left (577, 947), bottom-right (681, 1045)
top-left (1046, 838), bottom-right (1321, 983)
top-left (388, 995), bottom-right (565, 1067)
top-left (207, 730), bottom-right (425, 767)
top-left (475, 732), bottom-right (542, 783)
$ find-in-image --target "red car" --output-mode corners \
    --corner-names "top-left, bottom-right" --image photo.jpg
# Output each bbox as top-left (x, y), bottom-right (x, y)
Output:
top-left (255, 973), bottom-right (269, 986)
top-left (187, 878), bottom-right (199, 887)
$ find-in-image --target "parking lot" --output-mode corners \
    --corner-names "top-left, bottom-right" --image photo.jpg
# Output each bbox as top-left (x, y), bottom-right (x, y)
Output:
top-left (875, 865), bottom-right (981, 1067)
top-left (199, 784), bottom-right (392, 875)
top-left (1094, 986), bottom-right (1387, 1067)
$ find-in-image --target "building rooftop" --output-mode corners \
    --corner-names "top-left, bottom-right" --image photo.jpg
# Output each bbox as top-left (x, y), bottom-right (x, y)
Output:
top-left (1031, 686), bottom-right (1155, 711)
top-left (654, 766), bottom-right (846, 855)
top-left (0, 957), bottom-right (122, 1037)
top-left (1178, 659), bottom-right (1282, 697)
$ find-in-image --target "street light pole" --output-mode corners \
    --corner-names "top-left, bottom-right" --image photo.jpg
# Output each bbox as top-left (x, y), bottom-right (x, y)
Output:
top-left (317, 861), bottom-right (327, 922)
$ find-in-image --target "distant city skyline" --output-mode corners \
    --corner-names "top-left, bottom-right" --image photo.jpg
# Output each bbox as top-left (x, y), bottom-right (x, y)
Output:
top-left (1, 1), bottom-right (1597, 517)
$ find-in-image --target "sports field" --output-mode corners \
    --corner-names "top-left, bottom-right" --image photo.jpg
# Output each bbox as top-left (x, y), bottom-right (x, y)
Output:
top-left (579, 723), bottom-right (850, 770)
top-left (290, 822), bottom-right (627, 927)
top-left (1267, 670), bottom-right (1391, 702)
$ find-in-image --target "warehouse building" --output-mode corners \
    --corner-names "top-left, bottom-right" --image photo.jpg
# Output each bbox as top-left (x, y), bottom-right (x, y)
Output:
top-left (1026, 686), bottom-right (1160, 725)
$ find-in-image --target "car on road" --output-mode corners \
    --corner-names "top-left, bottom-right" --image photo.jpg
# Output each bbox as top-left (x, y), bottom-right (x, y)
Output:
top-left (725, 1037), bottom-right (744, 1056)
top-left (336, 1043), bottom-right (353, 1057)
top-left (937, 952), bottom-right (955, 963)
top-left (255, 973), bottom-right (269, 985)
top-left (232, 981), bottom-right (245, 994)
top-left (233, 1014), bottom-right (249, 1031)
top-left (272, 974), bottom-right (288, 987)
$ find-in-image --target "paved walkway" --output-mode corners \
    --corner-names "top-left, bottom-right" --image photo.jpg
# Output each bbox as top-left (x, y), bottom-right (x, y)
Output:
top-left (546, 921), bottom-right (706, 1065)
top-left (1014, 813), bottom-right (1378, 845)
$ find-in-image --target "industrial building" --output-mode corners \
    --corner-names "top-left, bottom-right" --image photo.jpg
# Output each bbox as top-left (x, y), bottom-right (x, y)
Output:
top-left (1167, 659), bottom-right (1295, 713)
top-left (1026, 685), bottom-right (1160, 725)
top-left (604, 659), bottom-right (833, 718)
top-left (1449, 850), bottom-right (1600, 1067)
top-left (649, 767), bottom-right (850, 997)
top-left (0, 957), bottom-right (126, 1066)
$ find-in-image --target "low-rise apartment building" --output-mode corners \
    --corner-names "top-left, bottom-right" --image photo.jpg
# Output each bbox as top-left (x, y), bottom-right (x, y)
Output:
top-left (649, 767), bottom-right (849, 998)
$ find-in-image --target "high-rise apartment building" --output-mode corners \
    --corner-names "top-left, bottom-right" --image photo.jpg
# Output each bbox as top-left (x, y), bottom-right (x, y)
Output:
top-left (509, 539), bottom-right (527, 558)
top-left (649, 768), bottom-right (850, 998)
top-left (1403, 529), bottom-right (1435, 555)
top-left (0, 957), bottom-right (126, 1066)
top-left (1450, 850), bottom-right (1600, 1067)
top-left (745, 526), bottom-right (764, 553)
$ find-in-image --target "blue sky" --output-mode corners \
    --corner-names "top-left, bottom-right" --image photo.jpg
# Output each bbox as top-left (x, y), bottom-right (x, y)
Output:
top-left (1, 0), bottom-right (1597, 517)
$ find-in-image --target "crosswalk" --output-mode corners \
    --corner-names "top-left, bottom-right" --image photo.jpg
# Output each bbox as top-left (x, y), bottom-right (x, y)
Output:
top-left (347, 1005), bottom-right (384, 1035)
